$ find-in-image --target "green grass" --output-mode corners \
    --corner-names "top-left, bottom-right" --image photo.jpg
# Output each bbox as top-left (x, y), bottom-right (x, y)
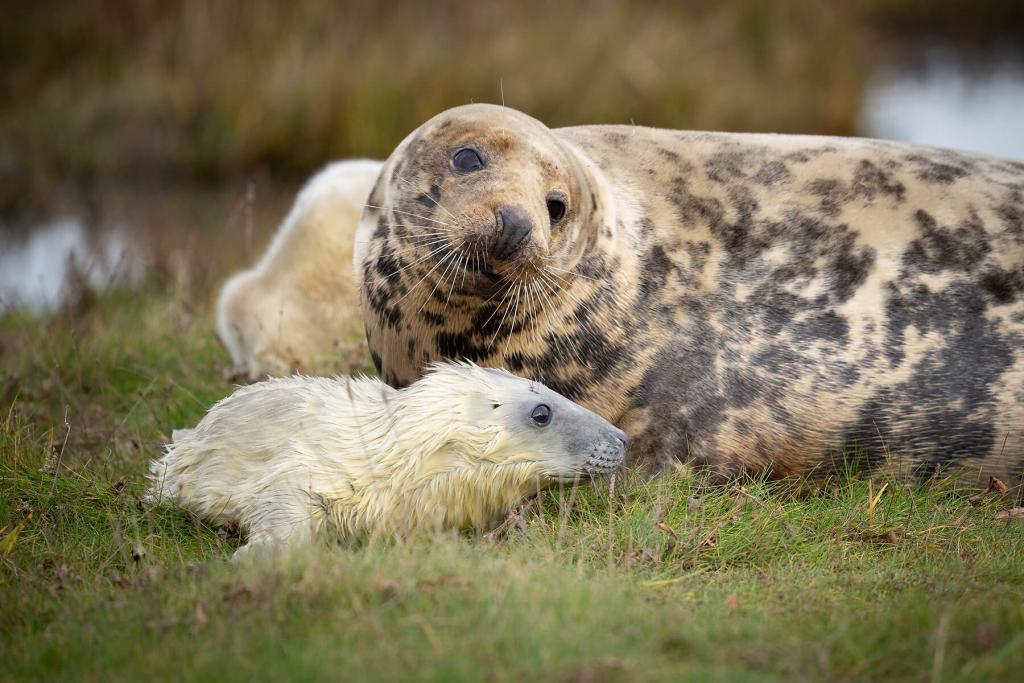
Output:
top-left (3, 290), bottom-right (1024, 681)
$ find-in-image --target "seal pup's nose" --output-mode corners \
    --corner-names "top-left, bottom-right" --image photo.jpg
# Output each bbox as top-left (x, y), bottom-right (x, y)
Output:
top-left (493, 206), bottom-right (533, 261)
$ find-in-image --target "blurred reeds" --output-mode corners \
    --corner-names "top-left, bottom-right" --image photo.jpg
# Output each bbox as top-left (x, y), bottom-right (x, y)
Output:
top-left (2, 0), bottom-right (1022, 211)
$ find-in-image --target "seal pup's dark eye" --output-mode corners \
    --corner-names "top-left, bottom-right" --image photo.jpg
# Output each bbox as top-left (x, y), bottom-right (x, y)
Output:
top-left (546, 196), bottom-right (566, 224)
top-left (452, 147), bottom-right (485, 173)
top-left (531, 404), bottom-right (551, 426)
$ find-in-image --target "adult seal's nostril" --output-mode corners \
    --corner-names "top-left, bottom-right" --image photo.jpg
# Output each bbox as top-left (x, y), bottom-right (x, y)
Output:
top-left (493, 206), bottom-right (533, 261)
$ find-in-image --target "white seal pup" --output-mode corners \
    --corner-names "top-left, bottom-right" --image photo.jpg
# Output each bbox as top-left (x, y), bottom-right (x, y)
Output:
top-left (145, 362), bottom-right (628, 559)
top-left (217, 159), bottom-right (383, 379)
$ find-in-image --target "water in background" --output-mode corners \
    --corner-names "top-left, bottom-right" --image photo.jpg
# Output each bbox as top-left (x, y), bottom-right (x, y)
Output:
top-left (3, 46), bottom-right (1024, 314)
top-left (0, 219), bottom-right (140, 311)
top-left (859, 45), bottom-right (1024, 160)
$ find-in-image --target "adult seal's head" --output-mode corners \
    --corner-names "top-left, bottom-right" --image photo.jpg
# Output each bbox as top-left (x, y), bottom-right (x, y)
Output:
top-left (364, 104), bottom-right (605, 283)
top-left (357, 104), bottom-right (625, 393)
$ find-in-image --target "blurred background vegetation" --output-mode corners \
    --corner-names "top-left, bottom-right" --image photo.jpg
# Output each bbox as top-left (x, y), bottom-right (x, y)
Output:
top-left (3, 0), bottom-right (1023, 208)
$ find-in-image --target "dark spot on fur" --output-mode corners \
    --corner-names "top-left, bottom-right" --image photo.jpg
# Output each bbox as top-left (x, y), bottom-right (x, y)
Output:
top-left (436, 331), bottom-right (491, 362)
top-left (420, 311), bottom-right (446, 326)
top-left (905, 153), bottom-right (970, 184)
top-left (981, 265), bottom-right (1024, 304)
top-left (807, 179), bottom-right (845, 218)
top-left (905, 210), bottom-right (990, 274)
top-left (828, 235), bottom-right (876, 303)
top-left (629, 326), bottom-right (729, 471)
top-left (852, 160), bottom-right (906, 202)
top-left (752, 161), bottom-right (792, 187)
top-left (637, 245), bottom-right (672, 302)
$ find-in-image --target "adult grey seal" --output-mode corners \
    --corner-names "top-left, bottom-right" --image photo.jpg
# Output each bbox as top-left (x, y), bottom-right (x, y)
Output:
top-left (357, 103), bottom-right (1024, 484)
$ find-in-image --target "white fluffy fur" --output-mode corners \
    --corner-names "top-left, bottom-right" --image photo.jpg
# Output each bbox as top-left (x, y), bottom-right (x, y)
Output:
top-left (217, 159), bottom-right (383, 379)
top-left (146, 363), bottom-right (607, 560)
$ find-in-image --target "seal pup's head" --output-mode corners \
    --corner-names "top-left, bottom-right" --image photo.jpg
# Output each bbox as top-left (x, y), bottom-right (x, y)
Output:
top-left (360, 104), bottom-right (606, 304)
top-left (404, 362), bottom-right (629, 486)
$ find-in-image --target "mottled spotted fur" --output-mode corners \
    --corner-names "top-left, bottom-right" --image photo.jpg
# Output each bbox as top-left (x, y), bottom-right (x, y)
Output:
top-left (358, 104), bottom-right (1024, 484)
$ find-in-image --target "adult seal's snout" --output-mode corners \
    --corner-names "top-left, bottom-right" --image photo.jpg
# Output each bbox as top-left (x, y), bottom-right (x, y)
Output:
top-left (493, 206), bottom-right (533, 261)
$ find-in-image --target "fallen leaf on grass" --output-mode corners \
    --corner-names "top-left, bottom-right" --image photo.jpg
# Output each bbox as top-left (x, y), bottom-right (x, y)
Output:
top-left (995, 508), bottom-right (1024, 520)
top-left (109, 476), bottom-right (127, 495)
top-left (987, 476), bottom-right (1010, 495)
top-left (860, 529), bottom-right (903, 545)
top-left (625, 548), bottom-right (659, 568)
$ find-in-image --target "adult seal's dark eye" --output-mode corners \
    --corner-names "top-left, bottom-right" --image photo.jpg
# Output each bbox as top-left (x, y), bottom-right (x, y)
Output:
top-left (546, 197), bottom-right (566, 223)
top-left (531, 404), bottom-right (551, 426)
top-left (452, 147), bottom-right (484, 173)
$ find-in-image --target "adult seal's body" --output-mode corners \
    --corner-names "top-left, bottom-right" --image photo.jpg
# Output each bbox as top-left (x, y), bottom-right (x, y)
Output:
top-left (358, 104), bottom-right (1024, 483)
